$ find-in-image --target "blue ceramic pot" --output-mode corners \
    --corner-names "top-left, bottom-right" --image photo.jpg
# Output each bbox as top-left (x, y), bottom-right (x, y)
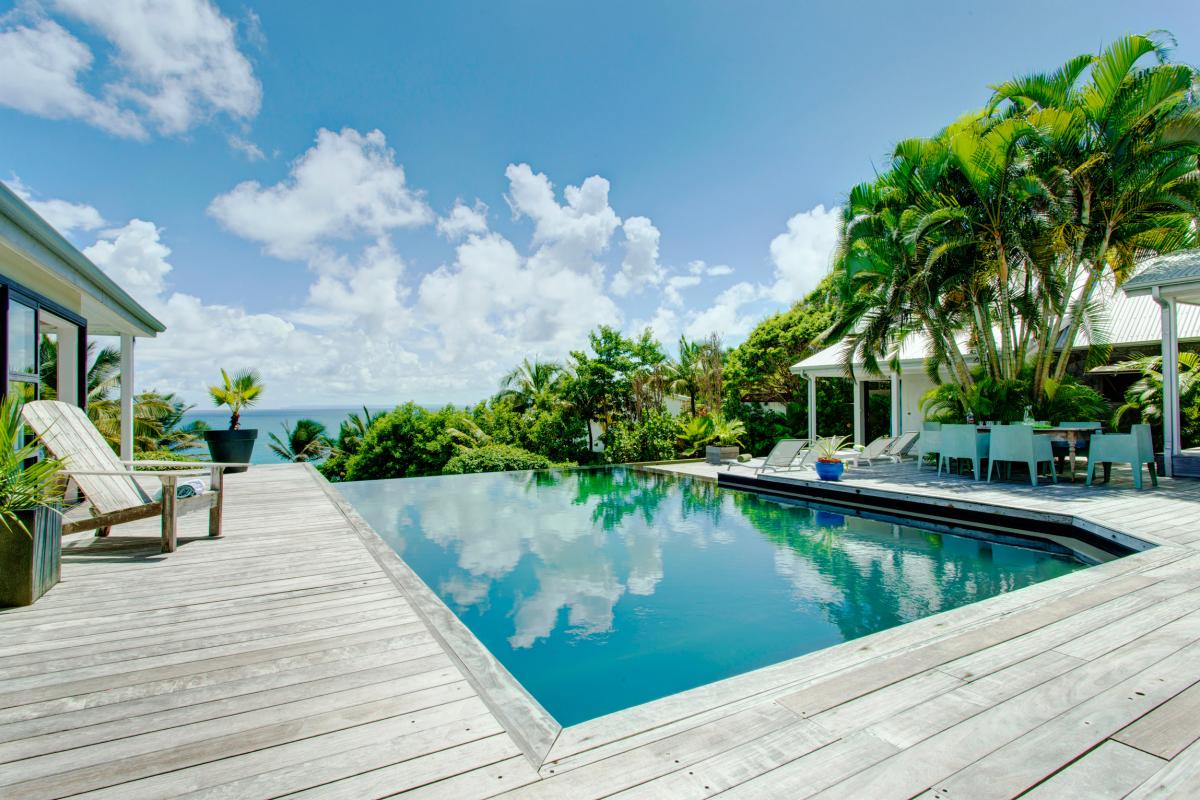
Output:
top-left (814, 460), bottom-right (845, 481)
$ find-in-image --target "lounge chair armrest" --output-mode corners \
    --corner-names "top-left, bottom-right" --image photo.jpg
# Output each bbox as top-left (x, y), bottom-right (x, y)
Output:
top-left (120, 460), bottom-right (247, 469)
top-left (64, 467), bottom-right (211, 479)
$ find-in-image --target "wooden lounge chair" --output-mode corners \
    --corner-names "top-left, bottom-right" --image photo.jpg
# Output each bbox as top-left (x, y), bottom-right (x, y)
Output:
top-left (735, 438), bottom-right (809, 475)
top-left (22, 400), bottom-right (242, 553)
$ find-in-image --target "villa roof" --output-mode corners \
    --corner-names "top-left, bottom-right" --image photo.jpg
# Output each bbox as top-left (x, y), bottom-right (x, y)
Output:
top-left (790, 331), bottom-right (958, 378)
top-left (1122, 249), bottom-right (1200, 301)
top-left (0, 180), bottom-right (164, 336)
top-left (793, 281), bottom-right (1200, 378)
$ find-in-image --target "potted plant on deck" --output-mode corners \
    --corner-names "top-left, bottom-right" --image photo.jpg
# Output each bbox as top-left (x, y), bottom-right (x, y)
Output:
top-left (813, 435), bottom-right (851, 481)
top-left (204, 369), bottom-right (264, 474)
top-left (0, 396), bottom-right (64, 607)
top-left (704, 416), bottom-right (747, 465)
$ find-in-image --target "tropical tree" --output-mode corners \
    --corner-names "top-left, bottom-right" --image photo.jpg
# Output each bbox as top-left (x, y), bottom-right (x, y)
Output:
top-left (38, 337), bottom-right (181, 453)
top-left (829, 32), bottom-right (1200, 413)
top-left (208, 368), bottom-right (264, 429)
top-left (334, 406), bottom-right (386, 457)
top-left (669, 337), bottom-right (704, 412)
top-left (497, 358), bottom-right (564, 412)
top-left (1113, 352), bottom-right (1200, 431)
top-left (136, 392), bottom-right (208, 453)
top-left (268, 419), bottom-right (332, 462)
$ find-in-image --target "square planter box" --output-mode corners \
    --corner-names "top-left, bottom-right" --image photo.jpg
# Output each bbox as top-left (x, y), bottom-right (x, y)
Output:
top-left (705, 445), bottom-right (739, 465)
top-left (0, 505), bottom-right (62, 607)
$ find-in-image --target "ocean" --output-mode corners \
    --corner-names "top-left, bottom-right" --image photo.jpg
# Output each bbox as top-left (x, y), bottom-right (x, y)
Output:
top-left (180, 407), bottom-right (395, 464)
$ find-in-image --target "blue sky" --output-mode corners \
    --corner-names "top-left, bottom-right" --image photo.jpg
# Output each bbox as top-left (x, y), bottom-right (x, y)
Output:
top-left (2, 1), bottom-right (1198, 407)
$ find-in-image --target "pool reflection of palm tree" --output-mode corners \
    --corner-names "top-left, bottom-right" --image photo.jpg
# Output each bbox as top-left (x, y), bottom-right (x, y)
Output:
top-left (728, 493), bottom-right (1076, 642)
top-left (568, 467), bottom-right (671, 530)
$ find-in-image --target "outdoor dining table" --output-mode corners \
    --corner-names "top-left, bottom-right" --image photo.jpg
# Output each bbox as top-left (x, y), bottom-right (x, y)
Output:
top-left (974, 425), bottom-right (1100, 482)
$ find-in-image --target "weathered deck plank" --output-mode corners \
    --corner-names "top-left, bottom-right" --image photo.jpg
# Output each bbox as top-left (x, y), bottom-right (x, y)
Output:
top-left (2, 461), bottom-right (1200, 798)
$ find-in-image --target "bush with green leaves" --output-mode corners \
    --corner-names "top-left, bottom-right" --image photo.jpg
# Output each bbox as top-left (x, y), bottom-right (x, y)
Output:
top-left (603, 409), bottom-right (677, 464)
top-left (921, 368), bottom-right (1110, 425)
top-left (342, 403), bottom-right (473, 481)
top-left (442, 444), bottom-right (552, 475)
top-left (525, 406), bottom-right (588, 463)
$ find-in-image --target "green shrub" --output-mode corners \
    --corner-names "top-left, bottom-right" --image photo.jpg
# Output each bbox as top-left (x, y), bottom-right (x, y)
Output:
top-left (343, 403), bottom-right (470, 481)
top-left (442, 444), bottom-right (552, 474)
top-left (604, 409), bottom-right (677, 463)
top-left (526, 406), bottom-right (589, 463)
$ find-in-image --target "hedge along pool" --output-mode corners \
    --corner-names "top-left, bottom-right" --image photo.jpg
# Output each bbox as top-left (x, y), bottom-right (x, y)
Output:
top-left (337, 466), bottom-right (1089, 726)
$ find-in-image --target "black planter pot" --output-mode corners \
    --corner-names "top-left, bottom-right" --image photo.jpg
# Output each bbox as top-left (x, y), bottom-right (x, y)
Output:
top-left (0, 506), bottom-right (61, 607)
top-left (205, 429), bottom-right (257, 473)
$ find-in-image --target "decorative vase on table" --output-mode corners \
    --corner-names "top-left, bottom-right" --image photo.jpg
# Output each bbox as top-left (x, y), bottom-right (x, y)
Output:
top-left (204, 429), bottom-right (257, 474)
top-left (0, 505), bottom-right (62, 607)
top-left (814, 459), bottom-right (845, 481)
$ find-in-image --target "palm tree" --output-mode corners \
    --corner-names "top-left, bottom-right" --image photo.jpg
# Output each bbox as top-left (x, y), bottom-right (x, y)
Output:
top-left (268, 419), bottom-right (331, 462)
top-left (990, 33), bottom-right (1200, 394)
top-left (829, 33), bottom-right (1200, 411)
top-left (138, 392), bottom-right (209, 453)
top-left (1113, 352), bottom-right (1200, 429)
top-left (39, 337), bottom-right (174, 452)
top-left (208, 368), bottom-right (264, 429)
top-left (497, 358), bottom-right (563, 412)
top-left (668, 337), bottom-right (703, 413)
top-left (40, 338), bottom-right (121, 407)
top-left (335, 406), bottom-right (385, 457)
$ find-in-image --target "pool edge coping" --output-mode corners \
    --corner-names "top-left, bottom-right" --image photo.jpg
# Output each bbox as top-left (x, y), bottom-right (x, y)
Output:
top-left (306, 464), bottom-right (563, 767)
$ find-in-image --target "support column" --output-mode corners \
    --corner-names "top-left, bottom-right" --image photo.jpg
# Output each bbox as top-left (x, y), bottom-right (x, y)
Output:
top-left (807, 374), bottom-right (817, 441)
top-left (890, 372), bottom-right (902, 438)
top-left (119, 334), bottom-right (134, 462)
top-left (1155, 289), bottom-right (1177, 478)
top-left (852, 379), bottom-right (864, 446)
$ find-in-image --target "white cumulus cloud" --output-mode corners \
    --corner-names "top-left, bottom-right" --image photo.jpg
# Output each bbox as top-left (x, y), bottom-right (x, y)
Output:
top-left (436, 199), bottom-right (488, 240)
top-left (611, 216), bottom-right (665, 296)
top-left (9, 176), bottom-right (105, 235)
top-left (766, 204), bottom-right (840, 302)
top-left (0, 0), bottom-right (261, 140)
top-left (208, 128), bottom-right (434, 260)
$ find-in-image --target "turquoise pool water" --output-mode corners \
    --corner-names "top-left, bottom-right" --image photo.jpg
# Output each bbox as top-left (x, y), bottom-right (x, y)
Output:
top-left (337, 467), bottom-right (1086, 726)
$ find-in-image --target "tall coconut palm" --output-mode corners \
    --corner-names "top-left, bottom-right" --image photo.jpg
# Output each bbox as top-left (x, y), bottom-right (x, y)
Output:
top-left (829, 32), bottom-right (1200, 411)
top-left (990, 33), bottom-right (1200, 394)
top-left (268, 419), bottom-right (331, 463)
top-left (497, 358), bottom-right (563, 412)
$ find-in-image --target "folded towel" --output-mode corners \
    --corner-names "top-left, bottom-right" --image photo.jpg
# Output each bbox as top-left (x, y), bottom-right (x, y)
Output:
top-left (176, 478), bottom-right (205, 498)
top-left (153, 478), bottom-right (207, 502)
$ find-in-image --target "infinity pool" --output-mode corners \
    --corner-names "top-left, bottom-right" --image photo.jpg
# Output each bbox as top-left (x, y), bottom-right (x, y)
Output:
top-left (338, 467), bottom-right (1086, 725)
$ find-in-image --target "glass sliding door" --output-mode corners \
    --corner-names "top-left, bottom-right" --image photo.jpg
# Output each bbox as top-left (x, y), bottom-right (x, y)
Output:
top-left (7, 296), bottom-right (39, 403)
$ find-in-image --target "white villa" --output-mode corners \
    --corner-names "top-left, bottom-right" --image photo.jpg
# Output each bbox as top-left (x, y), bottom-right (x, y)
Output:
top-left (0, 181), bottom-right (163, 459)
top-left (791, 267), bottom-right (1200, 475)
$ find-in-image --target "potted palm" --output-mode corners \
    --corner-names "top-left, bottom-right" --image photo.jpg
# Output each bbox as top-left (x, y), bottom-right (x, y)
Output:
top-left (813, 435), bottom-right (851, 481)
top-left (204, 368), bottom-right (263, 473)
top-left (704, 416), bottom-right (747, 465)
top-left (0, 396), bottom-right (64, 607)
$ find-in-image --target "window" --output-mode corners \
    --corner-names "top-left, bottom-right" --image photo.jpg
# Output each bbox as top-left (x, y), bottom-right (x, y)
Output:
top-left (7, 298), bottom-right (38, 403)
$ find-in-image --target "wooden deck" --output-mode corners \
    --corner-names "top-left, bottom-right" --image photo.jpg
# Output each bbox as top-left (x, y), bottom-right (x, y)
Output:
top-left (2, 462), bottom-right (1200, 797)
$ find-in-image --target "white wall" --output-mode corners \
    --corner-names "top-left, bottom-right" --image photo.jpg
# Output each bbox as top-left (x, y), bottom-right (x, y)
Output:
top-left (898, 371), bottom-right (936, 432)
